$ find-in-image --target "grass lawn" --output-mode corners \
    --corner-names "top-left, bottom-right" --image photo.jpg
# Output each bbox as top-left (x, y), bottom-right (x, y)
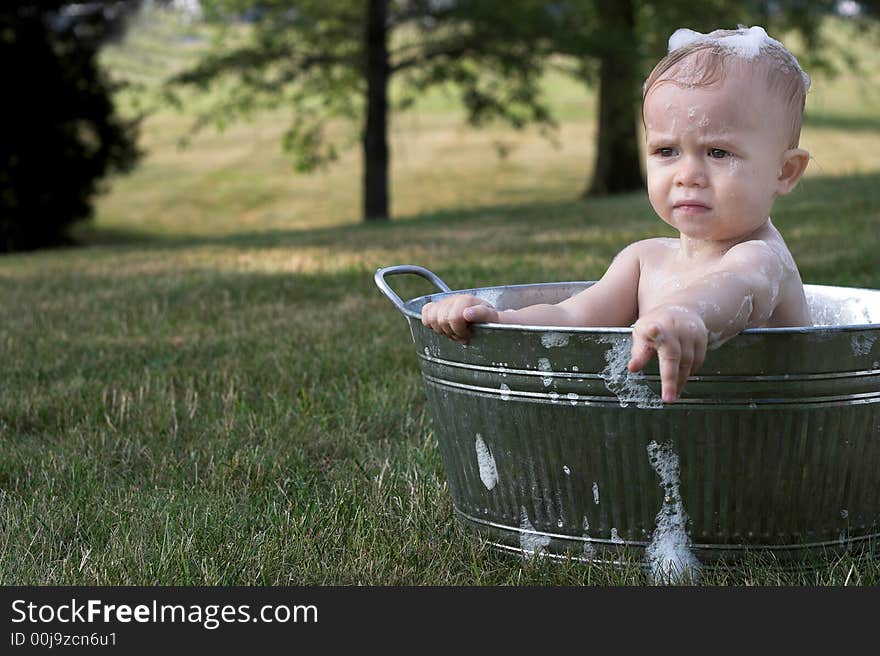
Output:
top-left (1, 11), bottom-right (879, 585)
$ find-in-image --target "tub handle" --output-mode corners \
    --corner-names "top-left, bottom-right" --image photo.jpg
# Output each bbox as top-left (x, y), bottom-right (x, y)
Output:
top-left (374, 265), bottom-right (452, 314)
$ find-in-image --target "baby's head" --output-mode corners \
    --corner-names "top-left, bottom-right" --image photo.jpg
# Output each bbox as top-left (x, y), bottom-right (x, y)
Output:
top-left (644, 26), bottom-right (810, 149)
top-left (641, 26), bottom-right (811, 243)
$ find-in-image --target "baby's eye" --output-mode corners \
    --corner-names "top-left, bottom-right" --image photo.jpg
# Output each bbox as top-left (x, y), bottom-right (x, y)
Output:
top-left (656, 147), bottom-right (677, 157)
top-left (708, 148), bottom-right (731, 159)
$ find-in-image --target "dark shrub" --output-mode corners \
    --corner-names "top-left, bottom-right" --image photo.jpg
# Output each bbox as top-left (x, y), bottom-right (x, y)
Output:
top-left (0, 2), bottom-right (141, 252)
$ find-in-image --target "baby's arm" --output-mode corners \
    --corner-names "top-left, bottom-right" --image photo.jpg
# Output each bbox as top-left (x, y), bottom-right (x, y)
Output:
top-left (628, 240), bottom-right (786, 402)
top-left (421, 242), bottom-right (643, 343)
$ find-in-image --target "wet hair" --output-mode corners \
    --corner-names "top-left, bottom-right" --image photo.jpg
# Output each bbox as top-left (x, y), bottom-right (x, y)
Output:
top-left (643, 31), bottom-right (810, 148)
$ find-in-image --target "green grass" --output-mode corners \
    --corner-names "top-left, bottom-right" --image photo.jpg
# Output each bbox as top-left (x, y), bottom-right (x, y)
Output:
top-left (1, 10), bottom-right (879, 585)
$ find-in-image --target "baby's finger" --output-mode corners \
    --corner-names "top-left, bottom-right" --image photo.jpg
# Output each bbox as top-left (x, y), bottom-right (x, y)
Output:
top-left (448, 313), bottom-right (471, 342)
top-left (628, 323), bottom-right (661, 372)
top-left (657, 341), bottom-right (682, 403)
top-left (676, 348), bottom-right (694, 398)
top-left (440, 308), bottom-right (459, 340)
top-left (462, 304), bottom-right (497, 323)
top-left (692, 334), bottom-right (708, 375)
top-left (421, 301), bottom-right (434, 327)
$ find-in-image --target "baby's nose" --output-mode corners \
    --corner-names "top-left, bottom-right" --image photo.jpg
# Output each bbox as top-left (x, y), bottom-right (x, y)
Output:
top-left (674, 157), bottom-right (708, 187)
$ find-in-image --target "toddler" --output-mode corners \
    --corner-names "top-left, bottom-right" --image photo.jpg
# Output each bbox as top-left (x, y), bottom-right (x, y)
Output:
top-left (421, 26), bottom-right (812, 403)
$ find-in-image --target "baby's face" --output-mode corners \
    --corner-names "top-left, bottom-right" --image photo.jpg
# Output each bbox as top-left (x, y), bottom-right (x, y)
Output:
top-left (643, 67), bottom-right (790, 243)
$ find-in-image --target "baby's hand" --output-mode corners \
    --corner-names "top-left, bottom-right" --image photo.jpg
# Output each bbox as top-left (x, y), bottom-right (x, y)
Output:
top-left (628, 306), bottom-right (708, 403)
top-left (421, 295), bottom-right (499, 344)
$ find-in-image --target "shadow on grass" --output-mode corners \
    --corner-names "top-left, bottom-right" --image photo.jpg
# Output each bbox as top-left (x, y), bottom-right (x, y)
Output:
top-left (47, 170), bottom-right (880, 291)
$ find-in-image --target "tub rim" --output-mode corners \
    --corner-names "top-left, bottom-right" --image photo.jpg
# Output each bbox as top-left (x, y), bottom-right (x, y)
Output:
top-left (400, 281), bottom-right (880, 334)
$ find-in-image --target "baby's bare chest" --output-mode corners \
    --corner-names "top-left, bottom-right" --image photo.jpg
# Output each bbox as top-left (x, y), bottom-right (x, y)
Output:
top-left (636, 256), bottom-right (707, 314)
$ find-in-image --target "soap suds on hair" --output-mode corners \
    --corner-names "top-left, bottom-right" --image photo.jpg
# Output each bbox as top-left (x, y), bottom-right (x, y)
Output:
top-left (668, 25), bottom-right (810, 91)
top-left (645, 441), bottom-right (701, 584)
top-left (475, 434), bottom-right (498, 490)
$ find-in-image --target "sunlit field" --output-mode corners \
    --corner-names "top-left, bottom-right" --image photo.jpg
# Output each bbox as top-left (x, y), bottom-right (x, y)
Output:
top-left (1, 9), bottom-right (878, 585)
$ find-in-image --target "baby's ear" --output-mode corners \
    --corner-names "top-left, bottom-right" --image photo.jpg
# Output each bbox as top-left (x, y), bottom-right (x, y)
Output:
top-left (776, 148), bottom-right (810, 195)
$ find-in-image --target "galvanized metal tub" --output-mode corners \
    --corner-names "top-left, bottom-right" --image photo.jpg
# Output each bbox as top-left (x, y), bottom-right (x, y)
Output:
top-left (375, 265), bottom-right (880, 570)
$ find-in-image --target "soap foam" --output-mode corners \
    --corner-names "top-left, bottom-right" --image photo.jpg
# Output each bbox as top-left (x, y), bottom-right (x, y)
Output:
top-left (538, 357), bottom-right (553, 387)
top-left (645, 441), bottom-right (701, 584)
top-left (667, 25), bottom-right (810, 91)
top-left (851, 333), bottom-right (877, 357)
top-left (519, 507), bottom-right (551, 558)
top-left (599, 336), bottom-right (663, 408)
top-left (582, 516), bottom-right (594, 558)
top-left (541, 332), bottom-right (570, 348)
top-left (475, 433), bottom-right (498, 490)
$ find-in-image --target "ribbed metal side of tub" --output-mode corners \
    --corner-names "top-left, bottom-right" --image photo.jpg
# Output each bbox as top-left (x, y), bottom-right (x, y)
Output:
top-left (401, 294), bottom-right (880, 564)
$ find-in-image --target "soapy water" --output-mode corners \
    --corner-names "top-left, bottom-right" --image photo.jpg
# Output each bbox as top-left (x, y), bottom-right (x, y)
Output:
top-left (519, 507), bottom-right (551, 558)
top-left (541, 332), bottom-right (570, 348)
top-left (851, 333), bottom-right (877, 357)
top-left (598, 336), bottom-right (664, 408)
top-left (475, 434), bottom-right (498, 490)
top-left (582, 516), bottom-right (594, 558)
top-left (645, 441), bottom-right (701, 584)
top-left (538, 357), bottom-right (553, 387)
top-left (707, 293), bottom-right (753, 350)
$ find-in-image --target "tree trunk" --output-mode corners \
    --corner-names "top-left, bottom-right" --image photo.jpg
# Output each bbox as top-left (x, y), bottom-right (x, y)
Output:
top-left (584, 0), bottom-right (643, 197)
top-left (363, 0), bottom-right (390, 221)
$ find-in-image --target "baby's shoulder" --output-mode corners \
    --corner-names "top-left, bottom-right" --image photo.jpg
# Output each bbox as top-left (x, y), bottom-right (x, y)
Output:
top-left (617, 237), bottom-right (678, 258)
top-left (618, 237), bottom-right (679, 267)
top-left (722, 235), bottom-right (796, 271)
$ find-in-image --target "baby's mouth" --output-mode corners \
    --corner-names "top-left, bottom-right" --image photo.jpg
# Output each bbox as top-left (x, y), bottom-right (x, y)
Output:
top-left (673, 201), bottom-right (711, 214)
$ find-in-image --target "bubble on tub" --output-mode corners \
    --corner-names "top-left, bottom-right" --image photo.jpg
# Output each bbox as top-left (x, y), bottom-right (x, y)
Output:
top-left (840, 509), bottom-right (849, 519)
top-left (610, 528), bottom-right (625, 544)
top-left (572, 365), bottom-right (579, 372)
top-left (500, 383), bottom-right (511, 400)
top-left (592, 482), bottom-right (600, 505)
top-left (851, 333), bottom-right (877, 357)
top-left (645, 440), bottom-right (701, 584)
top-left (598, 336), bottom-right (663, 408)
top-left (541, 332), bottom-right (570, 349)
top-left (563, 465), bottom-right (571, 475)
top-left (557, 518), bottom-right (564, 528)
top-left (582, 516), bottom-right (594, 558)
top-left (549, 392), bottom-right (559, 403)
top-left (567, 392), bottom-right (578, 405)
top-left (475, 434), bottom-right (498, 491)
top-left (519, 507), bottom-right (551, 559)
top-left (538, 358), bottom-right (553, 387)
top-left (424, 347), bottom-right (430, 356)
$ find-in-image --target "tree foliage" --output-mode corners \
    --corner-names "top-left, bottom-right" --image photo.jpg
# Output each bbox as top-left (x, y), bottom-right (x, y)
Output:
top-left (0, 1), bottom-right (142, 252)
top-left (167, 0), bottom-right (880, 220)
top-left (168, 0), bottom-right (556, 220)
